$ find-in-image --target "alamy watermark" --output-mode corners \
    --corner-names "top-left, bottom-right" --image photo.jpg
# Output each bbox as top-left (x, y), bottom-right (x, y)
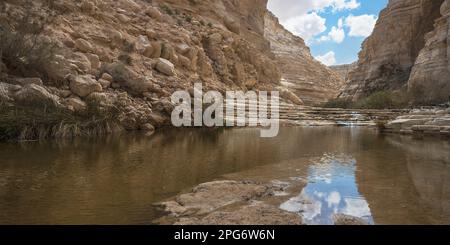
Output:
top-left (171, 83), bottom-right (280, 138)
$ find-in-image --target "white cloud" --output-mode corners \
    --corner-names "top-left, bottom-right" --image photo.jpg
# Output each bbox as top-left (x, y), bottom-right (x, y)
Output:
top-left (315, 51), bottom-right (337, 66)
top-left (283, 12), bottom-right (327, 42)
top-left (332, 0), bottom-right (360, 11)
top-left (268, 0), bottom-right (361, 42)
top-left (318, 18), bottom-right (345, 43)
top-left (268, 0), bottom-right (361, 21)
top-left (344, 14), bottom-right (377, 37)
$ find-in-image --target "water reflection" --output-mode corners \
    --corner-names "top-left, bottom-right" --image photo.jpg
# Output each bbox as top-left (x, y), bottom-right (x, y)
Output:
top-left (0, 127), bottom-right (449, 224)
top-left (280, 154), bottom-right (374, 225)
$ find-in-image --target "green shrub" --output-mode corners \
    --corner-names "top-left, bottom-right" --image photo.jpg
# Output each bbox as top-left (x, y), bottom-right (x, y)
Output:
top-left (160, 4), bottom-right (173, 15)
top-left (323, 91), bottom-right (409, 109)
top-left (323, 98), bottom-right (353, 108)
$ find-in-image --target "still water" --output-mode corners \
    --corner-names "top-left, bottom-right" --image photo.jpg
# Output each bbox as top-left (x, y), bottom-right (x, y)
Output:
top-left (0, 127), bottom-right (449, 224)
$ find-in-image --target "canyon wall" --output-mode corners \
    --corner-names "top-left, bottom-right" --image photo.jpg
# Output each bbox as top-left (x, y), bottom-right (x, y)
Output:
top-left (265, 12), bottom-right (345, 105)
top-left (340, 0), bottom-right (449, 104)
top-left (330, 63), bottom-right (357, 82)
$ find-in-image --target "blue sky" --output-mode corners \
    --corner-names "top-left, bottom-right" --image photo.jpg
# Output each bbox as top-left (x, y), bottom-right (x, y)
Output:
top-left (268, 0), bottom-right (389, 65)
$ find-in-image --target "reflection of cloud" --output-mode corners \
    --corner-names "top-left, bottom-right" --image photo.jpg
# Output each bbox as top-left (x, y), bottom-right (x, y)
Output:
top-left (280, 190), bottom-right (322, 221)
top-left (326, 191), bottom-right (341, 208)
top-left (342, 198), bottom-right (371, 218)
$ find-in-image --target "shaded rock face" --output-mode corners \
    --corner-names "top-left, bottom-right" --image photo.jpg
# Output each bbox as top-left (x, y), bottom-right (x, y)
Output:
top-left (408, 0), bottom-right (450, 103)
top-left (264, 12), bottom-right (345, 105)
top-left (341, 0), bottom-right (448, 102)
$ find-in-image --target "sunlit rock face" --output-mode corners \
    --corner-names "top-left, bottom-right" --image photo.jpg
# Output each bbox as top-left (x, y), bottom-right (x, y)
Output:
top-left (340, 0), bottom-right (448, 102)
top-left (264, 12), bottom-right (345, 106)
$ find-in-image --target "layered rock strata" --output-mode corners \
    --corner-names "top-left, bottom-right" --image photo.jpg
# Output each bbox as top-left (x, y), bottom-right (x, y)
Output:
top-left (265, 12), bottom-right (345, 105)
top-left (341, 0), bottom-right (449, 103)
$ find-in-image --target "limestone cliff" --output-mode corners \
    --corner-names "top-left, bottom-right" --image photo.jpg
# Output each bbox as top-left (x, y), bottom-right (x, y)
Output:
top-left (341, 0), bottom-right (449, 104)
top-left (264, 12), bottom-right (345, 105)
top-left (330, 63), bottom-right (357, 82)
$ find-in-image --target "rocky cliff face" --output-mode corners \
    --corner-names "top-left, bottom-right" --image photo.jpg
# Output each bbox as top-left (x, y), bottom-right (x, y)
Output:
top-left (265, 12), bottom-right (345, 105)
top-left (341, 0), bottom-right (449, 104)
top-left (330, 63), bottom-right (357, 82)
top-left (0, 0), bottom-right (288, 139)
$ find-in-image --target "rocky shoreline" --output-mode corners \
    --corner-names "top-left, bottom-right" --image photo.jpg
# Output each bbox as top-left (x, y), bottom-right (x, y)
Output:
top-left (383, 107), bottom-right (450, 138)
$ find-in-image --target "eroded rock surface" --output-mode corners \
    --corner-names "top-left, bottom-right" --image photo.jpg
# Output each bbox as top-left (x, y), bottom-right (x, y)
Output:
top-left (155, 180), bottom-right (303, 225)
top-left (264, 12), bottom-right (345, 105)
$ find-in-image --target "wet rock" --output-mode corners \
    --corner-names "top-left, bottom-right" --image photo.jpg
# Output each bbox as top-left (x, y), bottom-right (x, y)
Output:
top-left (333, 214), bottom-right (369, 225)
top-left (69, 75), bottom-right (103, 97)
top-left (158, 181), bottom-right (269, 216)
top-left (141, 123), bottom-right (155, 132)
top-left (176, 202), bottom-right (302, 225)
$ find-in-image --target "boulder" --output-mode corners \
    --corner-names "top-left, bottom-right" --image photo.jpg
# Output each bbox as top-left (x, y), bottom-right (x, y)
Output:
top-left (176, 43), bottom-right (190, 55)
top-left (135, 35), bottom-right (151, 55)
top-left (74, 38), bottom-right (93, 53)
top-left (0, 82), bottom-right (21, 102)
top-left (141, 123), bottom-right (155, 132)
top-left (224, 17), bottom-right (240, 34)
top-left (85, 53), bottom-right (101, 72)
top-left (100, 73), bottom-right (113, 82)
top-left (14, 84), bottom-right (60, 106)
top-left (98, 79), bottom-right (111, 89)
top-left (69, 75), bottom-right (103, 97)
top-left (155, 58), bottom-right (175, 76)
top-left (145, 6), bottom-right (162, 20)
top-left (150, 41), bottom-right (162, 58)
top-left (68, 52), bottom-right (92, 74)
top-left (66, 97), bottom-right (87, 112)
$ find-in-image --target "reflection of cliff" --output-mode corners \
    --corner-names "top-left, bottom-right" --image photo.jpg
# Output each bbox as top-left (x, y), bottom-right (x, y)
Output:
top-left (355, 136), bottom-right (450, 224)
top-left (386, 136), bottom-right (450, 223)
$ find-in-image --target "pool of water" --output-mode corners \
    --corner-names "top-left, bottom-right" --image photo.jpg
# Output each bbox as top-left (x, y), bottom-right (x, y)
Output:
top-left (0, 127), bottom-right (449, 224)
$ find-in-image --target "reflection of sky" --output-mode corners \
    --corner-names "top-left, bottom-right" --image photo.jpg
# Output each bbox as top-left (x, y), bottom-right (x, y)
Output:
top-left (280, 154), bottom-right (374, 225)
